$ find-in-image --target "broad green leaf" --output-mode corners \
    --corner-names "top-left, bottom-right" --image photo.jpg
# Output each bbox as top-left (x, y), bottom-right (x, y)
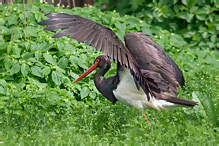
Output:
top-left (27, 26), bottom-right (38, 37)
top-left (8, 15), bottom-right (18, 25)
top-left (35, 12), bottom-right (42, 22)
top-left (80, 87), bottom-right (89, 99)
top-left (157, 34), bottom-right (165, 48)
top-left (77, 60), bottom-right (87, 69)
top-left (77, 55), bottom-right (88, 69)
top-left (0, 41), bottom-right (7, 50)
top-left (75, 84), bottom-right (81, 91)
top-left (192, 91), bottom-right (206, 117)
top-left (31, 66), bottom-right (42, 77)
top-left (42, 66), bottom-right (51, 76)
top-left (190, 6), bottom-right (199, 13)
top-left (19, 13), bottom-right (25, 23)
top-left (15, 78), bottom-right (26, 90)
top-left (34, 42), bottom-right (52, 51)
top-left (35, 51), bottom-right (42, 61)
top-left (57, 43), bottom-right (65, 51)
top-left (55, 66), bottom-right (65, 74)
top-left (21, 52), bottom-right (34, 60)
top-left (195, 8), bottom-right (206, 14)
top-left (182, 0), bottom-right (189, 6)
top-left (28, 57), bottom-right (37, 63)
top-left (142, 28), bottom-right (152, 36)
top-left (58, 57), bottom-right (68, 70)
top-left (52, 71), bottom-right (61, 86)
top-left (130, 0), bottom-right (144, 9)
top-left (195, 91), bottom-right (217, 125)
top-left (70, 72), bottom-right (79, 80)
top-left (21, 63), bottom-right (29, 78)
top-left (43, 53), bottom-right (56, 65)
top-left (196, 14), bottom-right (206, 20)
top-left (4, 58), bottom-right (13, 71)
top-left (10, 63), bottom-right (20, 75)
top-left (210, 35), bottom-right (216, 43)
top-left (115, 22), bottom-right (123, 31)
top-left (0, 86), bottom-right (5, 95)
top-left (101, 16), bottom-right (110, 24)
top-left (188, 0), bottom-right (197, 7)
top-left (89, 92), bottom-right (96, 99)
top-left (171, 33), bottom-right (185, 41)
top-left (0, 26), bottom-right (9, 35)
top-left (26, 13), bottom-right (35, 22)
top-left (12, 45), bottom-right (21, 58)
top-left (170, 38), bottom-right (184, 48)
top-left (62, 77), bottom-right (71, 86)
top-left (177, 12), bottom-right (187, 20)
top-left (69, 55), bottom-right (78, 68)
top-left (35, 61), bottom-right (44, 67)
top-left (187, 13), bottom-right (194, 22)
top-left (170, 33), bottom-right (186, 48)
top-left (30, 5), bottom-right (39, 13)
top-left (182, 0), bottom-right (196, 7)
top-left (0, 17), bottom-right (5, 25)
top-left (173, 4), bottom-right (181, 13)
top-left (150, 26), bottom-right (162, 34)
top-left (7, 44), bottom-right (21, 58)
top-left (0, 79), bottom-right (7, 87)
top-left (216, 0), bottom-right (219, 8)
top-left (10, 27), bottom-right (23, 40)
top-left (40, 4), bottom-right (55, 14)
top-left (64, 44), bottom-right (75, 52)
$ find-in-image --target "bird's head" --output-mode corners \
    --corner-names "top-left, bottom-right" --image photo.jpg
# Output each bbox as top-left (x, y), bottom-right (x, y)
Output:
top-left (73, 55), bottom-right (111, 83)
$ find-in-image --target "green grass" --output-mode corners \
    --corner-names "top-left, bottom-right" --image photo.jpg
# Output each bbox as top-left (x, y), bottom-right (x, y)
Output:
top-left (0, 4), bottom-right (218, 144)
top-left (2, 95), bottom-right (217, 144)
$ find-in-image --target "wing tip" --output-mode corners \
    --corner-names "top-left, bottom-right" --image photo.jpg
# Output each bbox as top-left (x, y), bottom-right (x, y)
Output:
top-left (38, 21), bottom-right (45, 25)
top-left (51, 35), bottom-right (59, 38)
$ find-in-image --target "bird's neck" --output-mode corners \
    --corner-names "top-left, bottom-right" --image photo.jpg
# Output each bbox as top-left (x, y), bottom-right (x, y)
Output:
top-left (94, 63), bottom-right (110, 84)
top-left (93, 62), bottom-right (118, 103)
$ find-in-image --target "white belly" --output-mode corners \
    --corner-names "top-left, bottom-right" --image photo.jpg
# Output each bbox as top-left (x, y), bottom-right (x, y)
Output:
top-left (113, 68), bottom-right (178, 111)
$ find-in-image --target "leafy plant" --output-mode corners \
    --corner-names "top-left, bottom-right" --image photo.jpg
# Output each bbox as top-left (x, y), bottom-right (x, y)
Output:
top-left (94, 0), bottom-right (218, 50)
top-left (0, 3), bottom-right (217, 144)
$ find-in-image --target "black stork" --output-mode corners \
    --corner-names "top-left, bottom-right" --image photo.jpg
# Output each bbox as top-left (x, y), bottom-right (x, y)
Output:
top-left (38, 13), bottom-right (197, 121)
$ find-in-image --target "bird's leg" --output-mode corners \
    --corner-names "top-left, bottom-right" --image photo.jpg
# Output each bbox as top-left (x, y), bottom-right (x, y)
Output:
top-left (143, 112), bottom-right (150, 122)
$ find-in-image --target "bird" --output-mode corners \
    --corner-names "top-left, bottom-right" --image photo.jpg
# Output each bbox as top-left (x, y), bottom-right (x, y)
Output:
top-left (38, 13), bottom-right (197, 121)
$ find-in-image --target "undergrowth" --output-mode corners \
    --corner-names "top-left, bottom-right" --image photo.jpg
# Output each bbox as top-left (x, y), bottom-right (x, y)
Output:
top-left (0, 3), bottom-right (217, 144)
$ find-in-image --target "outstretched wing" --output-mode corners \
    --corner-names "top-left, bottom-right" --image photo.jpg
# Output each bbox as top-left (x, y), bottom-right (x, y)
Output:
top-left (124, 32), bottom-right (185, 100)
top-left (38, 13), bottom-right (152, 100)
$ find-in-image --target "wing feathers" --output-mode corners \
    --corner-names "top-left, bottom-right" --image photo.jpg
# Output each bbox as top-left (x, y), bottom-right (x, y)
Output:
top-left (125, 32), bottom-right (185, 98)
top-left (45, 13), bottom-right (74, 18)
top-left (69, 27), bottom-right (89, 42)
top-left (52, 25), bottom-right (82, 38)
top-left (43, 22), bottom-right (78, 31)
top-left (39, 13), bottom-right (162, 101)
top-left (38, 18), bottom-right (76, 25)
top-left (84, 31), bottom-right (98, 46)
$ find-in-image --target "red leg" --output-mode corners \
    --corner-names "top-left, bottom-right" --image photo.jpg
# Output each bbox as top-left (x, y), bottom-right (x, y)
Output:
top-left (143, 112), bottom-right (150, 122)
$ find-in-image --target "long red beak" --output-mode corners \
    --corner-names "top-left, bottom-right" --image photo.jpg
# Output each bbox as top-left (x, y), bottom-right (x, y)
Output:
top-left (73, 64), bottom-right (97, 83)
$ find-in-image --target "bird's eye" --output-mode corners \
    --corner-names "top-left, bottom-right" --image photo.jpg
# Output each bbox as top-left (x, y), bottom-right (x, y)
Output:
top-left (95, 59), bottom-right (100, 64)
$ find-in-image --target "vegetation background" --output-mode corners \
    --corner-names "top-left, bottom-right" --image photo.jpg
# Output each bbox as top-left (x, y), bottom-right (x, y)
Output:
top-left (0, 0), bottom-right (218, 144)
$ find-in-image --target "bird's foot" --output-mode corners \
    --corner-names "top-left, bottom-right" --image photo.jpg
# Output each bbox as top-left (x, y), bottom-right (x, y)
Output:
top-left (143, 112), bottom-right (149, 122)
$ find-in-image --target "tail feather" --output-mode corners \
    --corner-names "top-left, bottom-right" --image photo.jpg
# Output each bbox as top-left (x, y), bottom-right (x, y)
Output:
top-left (162, 95), bottom-right (198, 107)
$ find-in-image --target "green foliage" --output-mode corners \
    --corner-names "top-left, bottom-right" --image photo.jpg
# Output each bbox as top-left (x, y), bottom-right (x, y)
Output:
top-left (0, 3), bottom-right (217, 144)
top-left (94, 0), bottom-right (218, 50)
